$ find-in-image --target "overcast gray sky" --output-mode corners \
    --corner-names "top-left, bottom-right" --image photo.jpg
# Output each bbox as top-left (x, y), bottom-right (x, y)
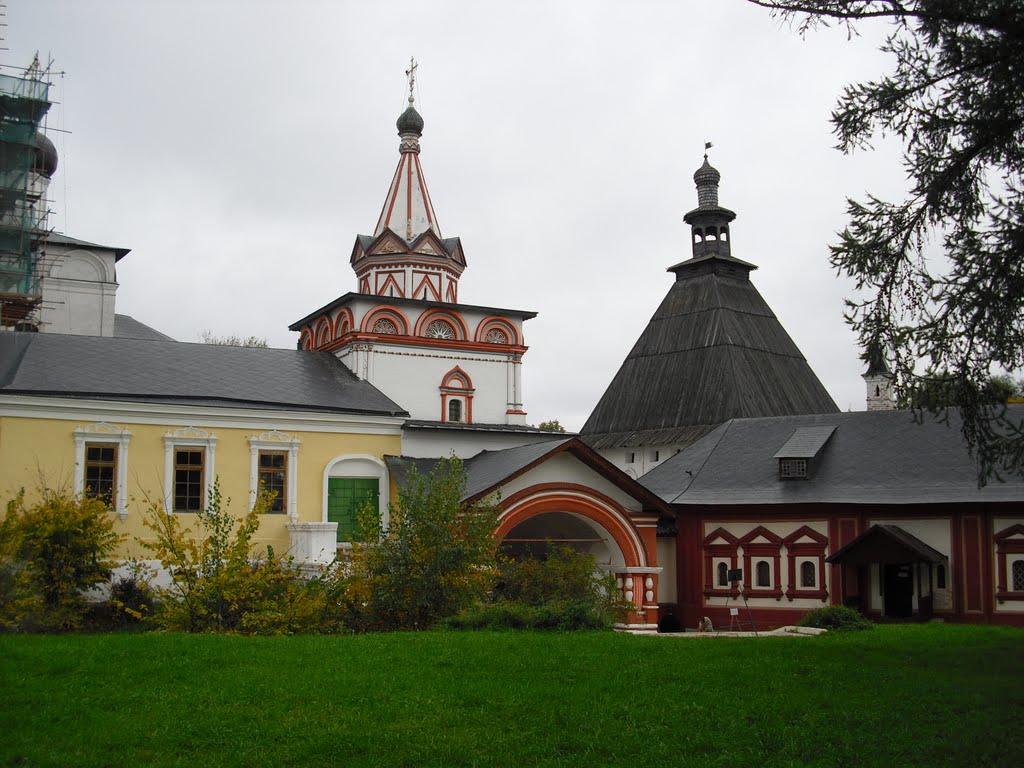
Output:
top-left (11, 0), bottom-right (906, 430)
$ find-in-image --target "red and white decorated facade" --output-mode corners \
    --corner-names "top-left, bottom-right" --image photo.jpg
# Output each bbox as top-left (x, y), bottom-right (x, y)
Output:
top-left (290, 86), bottom-right (535, 434)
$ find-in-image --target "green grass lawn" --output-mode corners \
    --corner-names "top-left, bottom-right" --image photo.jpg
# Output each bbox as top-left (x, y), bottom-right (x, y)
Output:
top-left (2, 625), bottom-right (1022, 767)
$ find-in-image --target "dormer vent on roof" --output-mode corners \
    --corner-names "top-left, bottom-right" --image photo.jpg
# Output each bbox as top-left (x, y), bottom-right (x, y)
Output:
top-left (773, 425), bottom-right (837, 480)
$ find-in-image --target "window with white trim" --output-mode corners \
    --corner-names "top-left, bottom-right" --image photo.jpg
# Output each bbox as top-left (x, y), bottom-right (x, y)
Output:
top-left (248, 431), bottom-right (301, 520)
top-left (174, 448), bottom-right (206, 512)
top-left (84, 443), bottom-right (118, 508)
top-left (73, 422), bottom-right (132, 521)
top-left (164, 427), bottom-right (217, 514)
top-left (1014, 560), bottom-right (1024, 592)
top-left (756, 560), bottom-right (771, 587)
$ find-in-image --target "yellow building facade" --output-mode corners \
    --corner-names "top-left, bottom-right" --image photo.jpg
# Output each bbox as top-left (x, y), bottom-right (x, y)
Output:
top-left (0, 334), bottom-right (408, 565)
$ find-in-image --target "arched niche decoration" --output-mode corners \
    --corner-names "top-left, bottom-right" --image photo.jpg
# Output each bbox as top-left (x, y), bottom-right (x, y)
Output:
top-left (414, 308), bottom-right (468, 340)
top-left (50, 248), bottom-right (114, 283)
top-left (333, 308), bottom-right (355, 340)
top-left (475, 316), bottom-right (521, 346)
top-left (315, 316), bottom-right (333, 348)
top-left (360, 306), bottom-right (410, 335)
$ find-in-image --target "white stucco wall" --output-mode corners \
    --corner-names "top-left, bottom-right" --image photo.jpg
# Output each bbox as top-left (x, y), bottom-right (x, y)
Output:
top-left (39, 246), bottom-right (119, 336)
top-left (597, 444), bottom-right (681, 478)
top-left (363, 345), bottom-right (514, 423)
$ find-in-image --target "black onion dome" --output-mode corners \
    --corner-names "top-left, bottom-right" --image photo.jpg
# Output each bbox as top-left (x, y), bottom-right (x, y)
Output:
top-left (396, 105), bottom-right (424, 135)
top-left (33, 131), bottom-right (58, 178)
top-left (693, 156), bottom-right (720, 187)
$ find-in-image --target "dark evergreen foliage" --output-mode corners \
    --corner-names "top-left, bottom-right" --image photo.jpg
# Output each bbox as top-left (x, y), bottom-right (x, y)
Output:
top-left (750, 1), bottom-right (1024, 482)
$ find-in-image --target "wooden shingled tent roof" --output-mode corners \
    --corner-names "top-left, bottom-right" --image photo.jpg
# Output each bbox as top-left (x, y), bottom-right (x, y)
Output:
top-left (581, 253), bottom-right (839, 448)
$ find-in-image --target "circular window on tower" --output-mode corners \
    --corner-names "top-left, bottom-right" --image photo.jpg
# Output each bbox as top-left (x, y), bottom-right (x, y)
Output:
top-left (372, 318), bottom-right (398, 335)
top-left (484, 327), bottom-right (509, 344)
top-left (424, 319), bottom-right (456, 339)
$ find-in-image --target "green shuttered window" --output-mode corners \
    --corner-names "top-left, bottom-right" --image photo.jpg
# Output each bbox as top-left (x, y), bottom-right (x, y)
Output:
top-left (327, 478), bottom-right (379, 542)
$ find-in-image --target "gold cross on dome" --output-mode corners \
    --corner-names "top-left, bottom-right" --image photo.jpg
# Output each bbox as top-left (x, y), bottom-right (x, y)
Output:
top-left (405, 57), bottom-right (418, 104)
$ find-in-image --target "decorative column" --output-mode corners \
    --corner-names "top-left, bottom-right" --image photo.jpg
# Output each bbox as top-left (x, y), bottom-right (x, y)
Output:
top-left (614, 568), bottom-right (661, 631)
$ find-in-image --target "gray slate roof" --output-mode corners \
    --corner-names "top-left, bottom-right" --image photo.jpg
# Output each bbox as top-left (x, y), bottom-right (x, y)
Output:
top-left (581, 261), bottom-right (839, 442)
top-left (773, 426), bottom-right (837, 459)
top-left (0, 332), bottom-right (407, 416)
top-left (640, 407), bottom-right (1024, 505)
top-left (581, 424), bottom-right (717, 450)
top-left (113, 314), bottom-right (176, 342)
top-left (47, 233), bottom-right (131, 261)
top-left (404, 419), bottom-right (567, 435)
top-left (386, 437), bottom-right (672, 514)
top-left (386, 439), bottom-right (574, 502)
top-left (289, 292), bottom-right (537, 331)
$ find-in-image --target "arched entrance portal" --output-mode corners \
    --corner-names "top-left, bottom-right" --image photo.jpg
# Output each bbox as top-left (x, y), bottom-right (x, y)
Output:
top-left (499, 511), bottom-right (626, 568)
top-left (493, 483), bottom-right (661, 630)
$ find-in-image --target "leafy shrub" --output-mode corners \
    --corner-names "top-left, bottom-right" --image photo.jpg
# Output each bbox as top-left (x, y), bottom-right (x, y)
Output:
top-left (139, 479), bottom-right (348, 634)
top-left (798, 605), bottom-right (873, 632)
top-left (83, 567), bottom-right (155, 630)
top-left (496, 544), bottom-right (607, 605)
top-left (0, 488), bottom-right (124, 632)
top-left (353, 457), bottom-right (499, 631)
top-left (446, 545), bottom-right (629, 631)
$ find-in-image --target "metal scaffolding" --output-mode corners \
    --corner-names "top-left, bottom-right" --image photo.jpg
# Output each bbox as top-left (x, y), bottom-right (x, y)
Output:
top-left (0, 55), bottom-right (52, 329)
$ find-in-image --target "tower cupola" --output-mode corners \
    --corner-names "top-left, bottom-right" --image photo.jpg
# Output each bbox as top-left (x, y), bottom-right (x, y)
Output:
top-left (349, 60), bottom-right (467, 302)
top-left (693, 156), bottom-right (721, 208)
top-left (682, 147), bottom-right (737, 260)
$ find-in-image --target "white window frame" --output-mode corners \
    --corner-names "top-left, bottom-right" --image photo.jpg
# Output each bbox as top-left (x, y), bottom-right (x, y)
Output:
top-left (248, 430), bottom-right (300, 522)
top-left (73, 422), bottom-right (131, 521)
top-left (164, 426), bottom-right (218, 514)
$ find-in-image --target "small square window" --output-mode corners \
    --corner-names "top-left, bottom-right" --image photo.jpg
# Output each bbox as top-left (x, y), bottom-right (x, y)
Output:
top-left (779, 458), bottom-right (808, 479)
top-left (626, 452), bottom-right (635, 464)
